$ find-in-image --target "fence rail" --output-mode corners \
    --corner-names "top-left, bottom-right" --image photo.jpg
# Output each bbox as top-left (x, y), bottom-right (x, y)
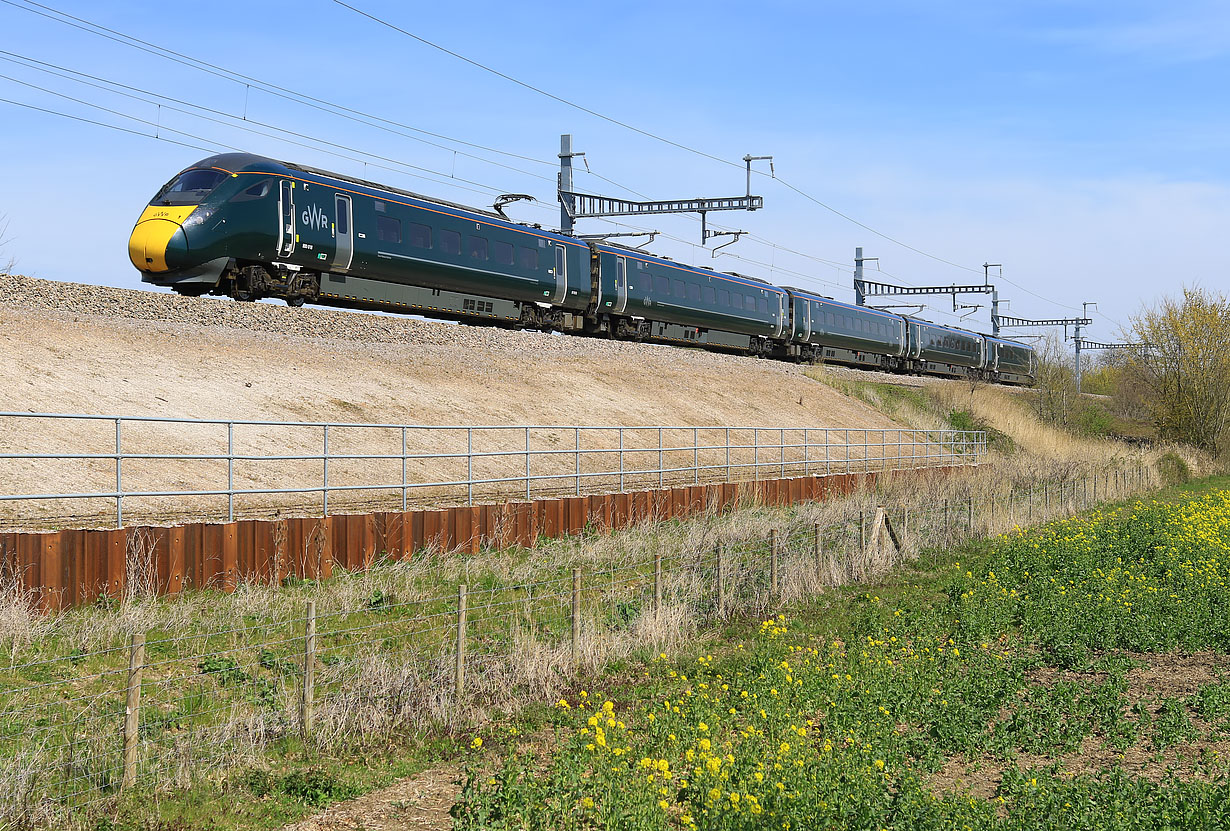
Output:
top-left (0, 412), bottom-right (986, 528)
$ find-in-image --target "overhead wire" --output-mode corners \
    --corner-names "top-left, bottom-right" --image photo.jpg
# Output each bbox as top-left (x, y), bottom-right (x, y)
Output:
top-left (0, 0), bottom-right (557, 171)
top-left (7, 0), bottom-right (976, 319)
top-left (4, 0), bottom-right (1077, 329)
top-left (332, 0), bottom-right (1093, 318)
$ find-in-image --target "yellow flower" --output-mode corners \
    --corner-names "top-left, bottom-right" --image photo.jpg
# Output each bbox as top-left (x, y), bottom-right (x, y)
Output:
top-left (470, 737), bottom-right (482, 749)
top-left (581, 796), bottom-right (595, 809)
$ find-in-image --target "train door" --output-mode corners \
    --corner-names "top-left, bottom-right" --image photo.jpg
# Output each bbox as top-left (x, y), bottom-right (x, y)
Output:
top-left (774, 293), bottom-right (786, 338)
top-left (613, 256), bottom-right (628, 314)
top-left (553, 244), bottom-right (568, 303)
top-left (802, 298), bottom-right (812, 340)
top-left (277, 180), bottom-right (296, 258)
top-left (333, 194), bottom-right (353, 273)
top-left (907, 320), bottom-right (922, 359)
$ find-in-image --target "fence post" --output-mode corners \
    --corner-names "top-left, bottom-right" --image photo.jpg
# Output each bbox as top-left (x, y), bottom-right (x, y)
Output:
top-left (455, 584), bottom-right (467, 701)
top-left (301, 600), bottom-right (316, 740)
top-left (967, 496), bottom-right (974, 536)
top-left (121, 632), bottom-right (145, 791)
top-left (115, 418), bottom-right (123, 528)
top-left (1028, 486), bottom-right (1034, 523)
top-left (654, 551), bottom-right (662, 617)
top-left (572, 568), bottom-right (582, 664)
top-left (943, 499), bottom-right (950, 537)
top-left (770, 529), bottom-right (779, 596)
top-left (715, 544), bottom-right (725, 617)
top-left (860, 510), bottom-right (867, 551)
top-left (227, 421), bottom-right (235, 523)
top-left (813, 522), bottom-right (823, 576)
top-left (902, 507), bottom-right (910, 547)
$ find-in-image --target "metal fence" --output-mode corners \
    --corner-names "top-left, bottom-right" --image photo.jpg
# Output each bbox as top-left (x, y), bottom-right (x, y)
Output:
top-left (0, 412), bottom-right (986, 528)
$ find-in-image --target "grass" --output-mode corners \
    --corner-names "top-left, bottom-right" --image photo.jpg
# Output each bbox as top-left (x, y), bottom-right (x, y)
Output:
top-left (454, 476), bottom-right (1230, 830)
top-left (0, 461), bottom-right (1156, 829)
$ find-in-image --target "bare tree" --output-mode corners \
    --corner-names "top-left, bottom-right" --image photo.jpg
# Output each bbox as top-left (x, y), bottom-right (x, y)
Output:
top-left (1030, 333), bottom-right (1076, 426)
top-left (0, 212), bottom-right (14, 275)
top-left (1128, 288), bottom-right (1230, 452)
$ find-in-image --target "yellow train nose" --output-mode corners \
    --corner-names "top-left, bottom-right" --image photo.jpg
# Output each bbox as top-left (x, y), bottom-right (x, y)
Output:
top-left (128, 205), bottom-right (196, 272)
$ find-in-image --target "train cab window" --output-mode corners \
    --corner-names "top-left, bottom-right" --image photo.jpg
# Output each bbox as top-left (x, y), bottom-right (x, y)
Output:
top-left (468, 236), bottom-right (488, 260)
top-left (376, 215), bottom-right (402, 244)
top-left (440, 229), bottom-right (461, 255)
top-left (702, 286), bottom-right (716, 303)
top-left (518, 247), bottom-right (538, 270)
top-left (229, 179), bottom-right (271, 202)
top-left (494, 240), bottom-right (514, 265)
top-left (655, 275), bottom-right (670, 295)
top-left (672, 280), bottom-right (686, 299)
top-left (687, 283), bottom-right (701, 302)
top-left (718, 288), bottom-right (729, 307)
top-left (407, 222), bottom-right (430, 248)
top-left (151, 168), bottom-right (228, 206)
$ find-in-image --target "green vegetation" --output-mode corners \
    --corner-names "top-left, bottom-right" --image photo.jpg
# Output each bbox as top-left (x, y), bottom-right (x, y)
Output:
top-left (455, 480), bottom-right (1230, 830)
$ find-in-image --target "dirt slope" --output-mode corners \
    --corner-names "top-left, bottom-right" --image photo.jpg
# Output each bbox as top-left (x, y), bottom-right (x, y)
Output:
top-left (0, 276), bottom-right (904, 527)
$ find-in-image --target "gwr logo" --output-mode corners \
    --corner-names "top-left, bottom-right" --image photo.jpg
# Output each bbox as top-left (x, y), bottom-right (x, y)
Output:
top-left (301, 204), bottom-right (330, 231)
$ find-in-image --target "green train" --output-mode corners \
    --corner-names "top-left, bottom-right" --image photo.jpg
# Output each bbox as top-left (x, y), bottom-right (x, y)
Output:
top-left (129, 152), bottom-right (1035, 385)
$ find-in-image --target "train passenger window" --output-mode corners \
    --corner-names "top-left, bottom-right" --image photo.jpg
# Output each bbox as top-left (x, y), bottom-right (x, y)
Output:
top-left (672, 280), bottom-right (686, 299)
top-left (468, 236), bottom-right (488, 260)
top-left (494, 241), bottom-right (514, 265)
top-left (335, 200), bottom-right (348, 235)
top-left (687, 284), bottom-right (700, 302)
top-left (825, 312), bottom-right (834, 326)
top-left (376, 215), bottom-right (401, 244)
top-left (757, 297), bottom-right (768, 314)
top-left (518, 247), bottom-right (538, 270)
top-left (718, 288), bottom-right (729, 307)
top-left (440, 229), bottom-right (461, 255)
top-left (702, 286), bottom-right (716, 303)
top-left (409, 222), bottom-right (431, 248)
top-left (655, 275), bottom-right (670, 295)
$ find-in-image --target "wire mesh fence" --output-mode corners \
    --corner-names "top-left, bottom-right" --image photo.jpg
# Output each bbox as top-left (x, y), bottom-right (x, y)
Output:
top-left (0, 467), bottom-right (1148, 827)
top-left (0, 412), bottom-right (986, 528)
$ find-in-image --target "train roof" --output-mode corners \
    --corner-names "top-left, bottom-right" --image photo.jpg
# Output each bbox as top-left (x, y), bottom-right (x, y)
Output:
top-left (781, 287), bottom-right (904, 319)
top-left (180, 152), bottom-right (584, 246)
top-left (592, 244), bottom-right (785, 294)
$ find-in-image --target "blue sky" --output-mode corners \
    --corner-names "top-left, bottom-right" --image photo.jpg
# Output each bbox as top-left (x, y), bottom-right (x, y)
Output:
top-left (3, 0), bottom-right (1228, 340)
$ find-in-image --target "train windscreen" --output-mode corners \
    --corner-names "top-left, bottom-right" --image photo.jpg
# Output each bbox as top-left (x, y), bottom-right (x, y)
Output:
top-left (150, 169), bottom-right (228, 206)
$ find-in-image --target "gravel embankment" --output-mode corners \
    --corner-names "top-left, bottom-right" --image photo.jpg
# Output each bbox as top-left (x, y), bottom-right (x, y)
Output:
top-left (0, 273), bottom-right (798, 372)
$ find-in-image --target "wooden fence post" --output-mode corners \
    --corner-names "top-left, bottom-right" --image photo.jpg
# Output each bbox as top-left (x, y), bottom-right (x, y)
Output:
top-left (654, 551), bottom-right (662, 617)
top-left (967, 496), bottom-right (974, 536)
top-left (121, 632), bottom-right (145, 792)
top-left (455, 584), bottom-right (467, 701)
top-left (301, 600), bottom-right (316, 740)
top-left (572, 568), bottom-right (582, 664)
top-left (715, 544), bottom-right (725, 617)
top-left (943, 499), bottom-right (950, 537)
top-left (769, 529), bottom-right (779, 596)
top-left (1028, 486), bottom-right (1034, 523)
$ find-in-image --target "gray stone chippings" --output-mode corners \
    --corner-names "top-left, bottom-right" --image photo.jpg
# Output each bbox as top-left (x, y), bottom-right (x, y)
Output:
top-left (0, 273), bottom-right (817, 374)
